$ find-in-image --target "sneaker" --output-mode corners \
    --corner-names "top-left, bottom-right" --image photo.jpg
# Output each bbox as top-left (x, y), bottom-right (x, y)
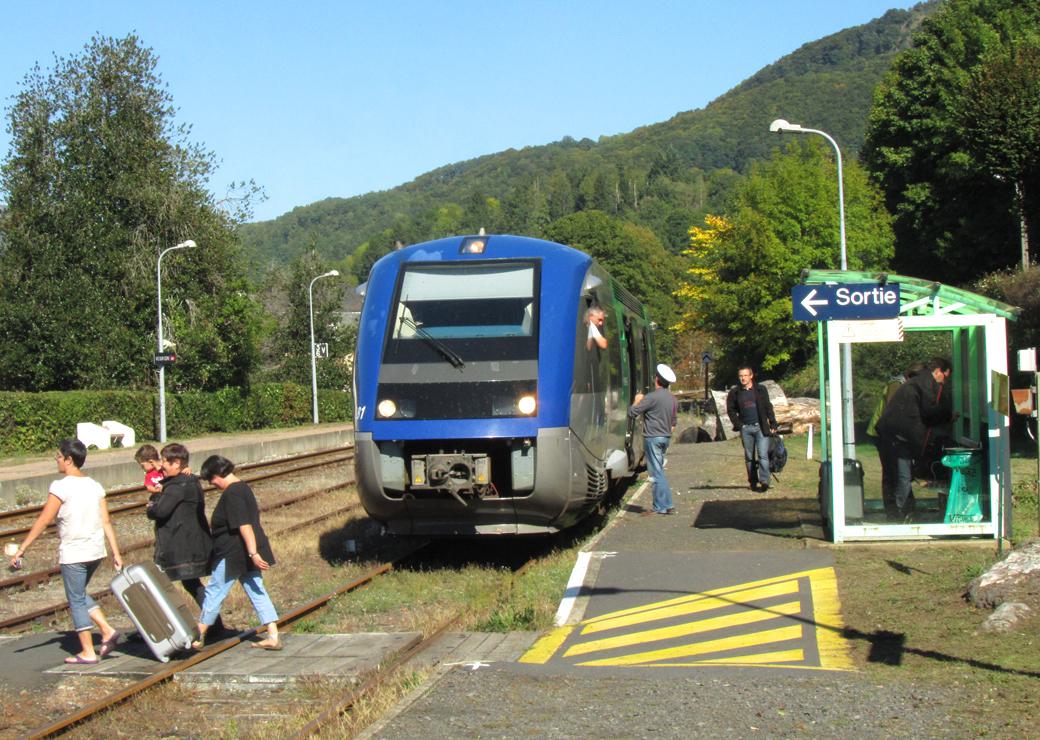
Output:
top-left (759, 484), bottom-right (769, 493)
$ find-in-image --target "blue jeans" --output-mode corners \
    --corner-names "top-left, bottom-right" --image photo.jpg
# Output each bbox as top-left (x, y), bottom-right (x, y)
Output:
top-left (61, 560), bottom-right (102, 631)
top-left (199, 558), bottom-right (278, 627)
top-left (740, 423), bottom-right (771, 487)
top-left (887, 438), bottom-right (916, 512)
top-left (644, 436), bottom-right (672, 512)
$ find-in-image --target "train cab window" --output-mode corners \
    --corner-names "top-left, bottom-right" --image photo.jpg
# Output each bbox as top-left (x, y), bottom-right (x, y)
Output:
top-left (384, 262), bottom-right (539, 363)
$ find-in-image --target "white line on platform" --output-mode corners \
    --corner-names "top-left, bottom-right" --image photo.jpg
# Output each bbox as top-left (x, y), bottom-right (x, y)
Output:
top-left (554, 551), bottom-right (618, 626)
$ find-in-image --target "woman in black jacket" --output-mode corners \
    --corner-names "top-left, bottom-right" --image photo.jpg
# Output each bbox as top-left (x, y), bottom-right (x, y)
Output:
top-left (146, 443), bottom-right (224, 636)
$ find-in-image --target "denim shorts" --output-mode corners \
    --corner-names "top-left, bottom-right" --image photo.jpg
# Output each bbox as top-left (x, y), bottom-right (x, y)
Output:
top-left (60, 559), bottom-right (102, 631)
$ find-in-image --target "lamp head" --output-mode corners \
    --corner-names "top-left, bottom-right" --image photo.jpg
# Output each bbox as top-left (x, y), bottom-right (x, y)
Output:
top-left (769, 118), bottom-right (802, 134)
top-left (328, 270), bottom-right (340, 277)
top-left (176, 239), bottom-right (197, 249)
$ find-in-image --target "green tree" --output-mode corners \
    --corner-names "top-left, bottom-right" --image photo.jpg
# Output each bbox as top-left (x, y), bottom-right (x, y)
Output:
top-left (676, 140), bottom-right (894, 380)
top-left (862, 0), bottom-right (1040, 283)
top-left (0, 34), bottom-right (262, 391)
top-left (546, 169), bottom-right (575, 221)
top-left (543, 210), bottom-right (683, 359)
top-left (959, 40), bottom-right (1040, 267)
top-left (272, 252), bottom-right (353, 391)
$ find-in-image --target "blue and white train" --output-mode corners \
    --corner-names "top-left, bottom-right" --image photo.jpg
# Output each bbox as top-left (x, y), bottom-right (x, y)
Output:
top-left (352, 233), bottom-right (657, 535)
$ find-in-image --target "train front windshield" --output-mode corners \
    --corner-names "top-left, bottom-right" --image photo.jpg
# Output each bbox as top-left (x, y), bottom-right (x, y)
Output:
top-left (384, 262), bottom-right (538, 364)
top-left (377, 261), bottom-right (540, 421)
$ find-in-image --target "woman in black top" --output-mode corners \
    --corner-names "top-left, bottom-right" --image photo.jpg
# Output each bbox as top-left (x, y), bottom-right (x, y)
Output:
top-left (193, 455), bottom-right (280, 650)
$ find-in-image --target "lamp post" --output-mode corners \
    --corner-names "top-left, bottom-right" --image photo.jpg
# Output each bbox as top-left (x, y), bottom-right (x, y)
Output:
top-left (156, 239), bottom-right (197, 443)
top-left (769, 119), bottom-right (856, 461)
top-left (309, 270), bottom-right (340, 424)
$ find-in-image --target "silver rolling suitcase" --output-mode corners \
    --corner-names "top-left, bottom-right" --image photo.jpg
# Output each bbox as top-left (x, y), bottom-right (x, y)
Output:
top-left (110, 562), bottom-right (199, 662)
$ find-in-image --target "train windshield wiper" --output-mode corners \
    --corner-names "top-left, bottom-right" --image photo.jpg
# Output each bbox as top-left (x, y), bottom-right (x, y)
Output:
top-left (399, 316), bottom-right (466, 369)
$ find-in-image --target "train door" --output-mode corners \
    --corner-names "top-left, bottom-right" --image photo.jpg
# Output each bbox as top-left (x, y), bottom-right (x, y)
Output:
top-left (571, 273), bottom-right (613, 456)
top-left (623, 315), bottom-right (639, 468)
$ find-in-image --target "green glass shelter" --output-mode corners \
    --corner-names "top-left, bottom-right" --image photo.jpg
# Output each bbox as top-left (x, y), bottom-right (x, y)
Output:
top-left (806, 270), bottom-right (1020, 543)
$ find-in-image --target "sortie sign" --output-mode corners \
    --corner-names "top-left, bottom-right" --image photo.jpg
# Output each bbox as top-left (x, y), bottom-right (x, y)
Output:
top-left (791, 283), bottom-right (900, 321)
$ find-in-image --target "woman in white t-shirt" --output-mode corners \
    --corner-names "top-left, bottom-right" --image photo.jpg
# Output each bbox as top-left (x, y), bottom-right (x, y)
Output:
top-left (10, 439), bottom-right (124, 664)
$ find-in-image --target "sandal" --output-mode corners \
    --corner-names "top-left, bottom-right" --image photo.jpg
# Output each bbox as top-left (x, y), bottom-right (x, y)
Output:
top-left (64, 654), bottom-right (100, 665)
top-left (250, 640), bottom-right (283, 651)
top-left (99, 631), bottom-right (121, 657)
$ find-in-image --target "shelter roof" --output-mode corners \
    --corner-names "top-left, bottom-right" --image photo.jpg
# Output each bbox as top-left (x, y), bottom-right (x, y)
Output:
top-left (802, 270), bottom-right (1020, 321)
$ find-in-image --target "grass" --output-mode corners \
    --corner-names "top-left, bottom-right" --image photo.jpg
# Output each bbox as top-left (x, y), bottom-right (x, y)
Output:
top-left (759, 431), bottom-right (1040, 735)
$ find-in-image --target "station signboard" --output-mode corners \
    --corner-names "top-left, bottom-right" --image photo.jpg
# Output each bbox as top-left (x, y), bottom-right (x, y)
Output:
top-left (791, 283), bottom-right (900, 322)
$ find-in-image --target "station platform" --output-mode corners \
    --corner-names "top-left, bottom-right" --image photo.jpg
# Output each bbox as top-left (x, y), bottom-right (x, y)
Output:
top-left (0, 423), bottom-right (353, 507)
top-left (367, 438), bottom-right (871, 738)
top-left (0, 629), bottom-right (536, 691)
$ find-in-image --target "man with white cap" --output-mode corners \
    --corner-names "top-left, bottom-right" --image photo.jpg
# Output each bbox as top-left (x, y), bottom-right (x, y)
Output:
top-left (629, 363), bottom-right (679, 515)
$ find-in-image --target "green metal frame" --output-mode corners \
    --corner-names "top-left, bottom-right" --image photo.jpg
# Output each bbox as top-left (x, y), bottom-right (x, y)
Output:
top-left (800, 270), bottom-right (1018, 542)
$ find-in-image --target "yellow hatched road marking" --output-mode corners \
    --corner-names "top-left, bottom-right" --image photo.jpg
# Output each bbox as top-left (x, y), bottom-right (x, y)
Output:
top-left (577, 625), bottom-right (803, 666)
top-left (681, 648), bottom-right (805, 665)
top-left (806, 566), bottom-right (855, 671)
top-left (581, 580), bottom-right (800, 634)
top-left (518, 625), bottom-right (574, 664)
top-left (565, 599), bottom-right (803, 657)
top-left (518, 565), bottom-right (855, 671)
top-left (582, 567), bottom-right (831, 626)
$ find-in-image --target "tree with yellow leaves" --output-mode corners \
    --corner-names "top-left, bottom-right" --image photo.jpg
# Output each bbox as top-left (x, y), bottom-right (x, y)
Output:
top-left (674, 140), bottom-right (893, 382)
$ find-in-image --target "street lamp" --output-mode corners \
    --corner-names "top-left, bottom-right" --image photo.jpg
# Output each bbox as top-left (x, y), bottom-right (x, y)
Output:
top-left (156, 239), bottom-right (197, 443)
top-left (309, 270), bottom-right (340, 424)
top-left (769, 118), bottom-right (856, 461)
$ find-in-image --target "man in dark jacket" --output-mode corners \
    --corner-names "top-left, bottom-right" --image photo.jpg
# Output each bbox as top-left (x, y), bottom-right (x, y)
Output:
top-left (147, 443), bottom-right (225, 637)
top-left (875, 357), bottom-right (955, 519)
top-left (726, 365), bottom-right (777, 492)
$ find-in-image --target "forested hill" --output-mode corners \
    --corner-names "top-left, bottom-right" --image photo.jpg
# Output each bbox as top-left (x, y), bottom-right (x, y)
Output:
top-left (239, 2), bottom-right (936, 271)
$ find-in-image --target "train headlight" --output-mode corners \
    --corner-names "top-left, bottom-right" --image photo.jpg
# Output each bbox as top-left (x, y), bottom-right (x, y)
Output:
top-left (517, 395), bottom-right (537, 415)
top-left (377, 399), bottom-right (397, 418)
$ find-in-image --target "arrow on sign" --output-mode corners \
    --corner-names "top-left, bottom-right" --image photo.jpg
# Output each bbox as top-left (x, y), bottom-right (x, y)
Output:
top-left (800, 288), bottom-right (829, 317)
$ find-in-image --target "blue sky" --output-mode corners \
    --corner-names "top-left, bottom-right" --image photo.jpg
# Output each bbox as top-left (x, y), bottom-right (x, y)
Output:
top-left (1, 1), bottom-right (919, 222)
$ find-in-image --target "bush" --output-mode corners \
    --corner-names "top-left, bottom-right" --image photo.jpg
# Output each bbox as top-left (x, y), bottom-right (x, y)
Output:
top-left (0, 384), bottom-right (352, 456)
top-left (973, 266), bottom-right (1040, 355)
top-left (0, 390), bottom-right (152, 455)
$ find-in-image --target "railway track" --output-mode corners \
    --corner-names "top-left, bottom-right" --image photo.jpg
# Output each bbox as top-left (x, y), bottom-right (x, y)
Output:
top-left (0, 448), bottom-right (355, 627)
top-left (0, 446), bottom-right (354, 538)
top-left (291, 552), bottom-right (537, 738)
top-left (0, 481), bottom-right (358, 631)
top-left (21, 539), bottom-right (426, 740)
top-left (20, 540), bottom-right (540, 739)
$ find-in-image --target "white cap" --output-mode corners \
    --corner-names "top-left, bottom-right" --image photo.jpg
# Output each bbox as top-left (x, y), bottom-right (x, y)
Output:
top-left (656, 363), bottom-right (676, 384)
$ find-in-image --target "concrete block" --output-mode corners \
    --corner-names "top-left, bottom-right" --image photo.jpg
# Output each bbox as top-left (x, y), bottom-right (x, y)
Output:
top-left (76, 422), bottom-right (111, 450)
top-left (102, 420), bottom-right (135, 448)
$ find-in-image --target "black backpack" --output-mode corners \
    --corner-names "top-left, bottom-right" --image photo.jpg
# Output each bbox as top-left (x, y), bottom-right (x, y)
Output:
top-left (768, 435), bottom-right (788, 478)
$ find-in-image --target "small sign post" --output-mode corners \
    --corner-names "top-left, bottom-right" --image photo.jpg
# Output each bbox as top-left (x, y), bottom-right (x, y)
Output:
top-left (153, 352), bottom-right (176, 366)
top-left (313, 343), bottom-right (329, 359)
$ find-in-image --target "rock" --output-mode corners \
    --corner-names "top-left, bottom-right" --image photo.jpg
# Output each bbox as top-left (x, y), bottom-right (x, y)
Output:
top-left (676, 426), bottom-right (712, 444)
top-left (966, 540), bottom-right (1040, 610)
top-left (981, 602), bottom-right (1032, 633)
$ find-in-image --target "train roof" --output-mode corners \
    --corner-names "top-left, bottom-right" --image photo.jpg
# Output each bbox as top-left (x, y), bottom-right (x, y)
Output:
top-left (372, 234), bottom-right (593, 272)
